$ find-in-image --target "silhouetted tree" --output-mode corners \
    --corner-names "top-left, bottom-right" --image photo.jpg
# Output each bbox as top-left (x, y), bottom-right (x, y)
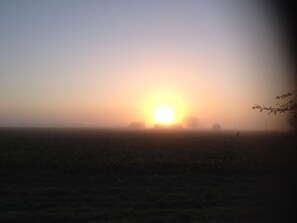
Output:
top-left (183, 116), bottom-right (199, 128)
top-left (212, 123), bottom-right (221, 131)
top-left (253, 90), bottom-right (297, 130)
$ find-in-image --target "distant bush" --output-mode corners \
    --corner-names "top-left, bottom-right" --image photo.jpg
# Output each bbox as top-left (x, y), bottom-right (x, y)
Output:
top-left (212, 123), bottom-right (221, 131)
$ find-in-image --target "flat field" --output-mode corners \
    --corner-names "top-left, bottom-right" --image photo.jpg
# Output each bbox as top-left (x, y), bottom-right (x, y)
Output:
top-left (0, 129), bottom-right (296, 222)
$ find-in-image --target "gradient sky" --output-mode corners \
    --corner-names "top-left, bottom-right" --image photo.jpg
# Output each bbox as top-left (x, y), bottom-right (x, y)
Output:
top-left (0, 0), bottom-right (295, 130)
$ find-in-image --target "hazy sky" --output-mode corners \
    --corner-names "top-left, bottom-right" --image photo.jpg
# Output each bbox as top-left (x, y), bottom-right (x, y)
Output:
top-left (0, 0), bottom-right (295, 130)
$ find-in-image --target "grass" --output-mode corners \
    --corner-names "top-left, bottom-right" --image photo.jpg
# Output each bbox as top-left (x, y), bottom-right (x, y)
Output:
top-left (0, 128), bottom-right (296, 222)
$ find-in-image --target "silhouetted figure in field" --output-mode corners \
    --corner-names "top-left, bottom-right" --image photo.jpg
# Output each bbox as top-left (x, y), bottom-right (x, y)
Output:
top-left (236, 131), bottom-right (240, 137)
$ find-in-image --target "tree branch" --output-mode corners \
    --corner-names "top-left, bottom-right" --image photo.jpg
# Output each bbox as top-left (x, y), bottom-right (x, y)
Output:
top-left (252, 90), bottom-right (297, 115)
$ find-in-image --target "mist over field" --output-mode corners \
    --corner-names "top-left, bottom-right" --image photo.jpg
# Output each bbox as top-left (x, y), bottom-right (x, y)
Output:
top-left (1, 0), bottom-right (297, 222)
top-left (0, 0), bottom-right (295, 130)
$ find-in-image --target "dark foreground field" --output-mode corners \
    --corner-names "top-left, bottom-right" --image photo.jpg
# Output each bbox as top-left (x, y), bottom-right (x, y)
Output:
top-left (0, 129), bottom-right (296, 222)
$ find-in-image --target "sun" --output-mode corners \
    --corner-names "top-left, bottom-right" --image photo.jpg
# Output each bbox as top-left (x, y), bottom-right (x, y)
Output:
top-left (142, 91), bottom-right (187, 127)
top-left (154, 106), bottom-right (175, 125)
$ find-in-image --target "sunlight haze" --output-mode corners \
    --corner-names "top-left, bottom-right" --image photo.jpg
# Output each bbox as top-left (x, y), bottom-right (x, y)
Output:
top-left (0, 0), bottom-right (295, 130)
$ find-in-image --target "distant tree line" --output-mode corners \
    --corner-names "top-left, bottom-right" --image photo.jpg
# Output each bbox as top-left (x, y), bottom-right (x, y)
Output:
top-left (183, 116), bottom-right (200, 128)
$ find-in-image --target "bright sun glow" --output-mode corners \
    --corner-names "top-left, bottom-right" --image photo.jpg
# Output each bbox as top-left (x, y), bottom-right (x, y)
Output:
top-left (142, 91), bottom-right (187, 127)
top-left (154, 106), bottom-right (175, 124)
